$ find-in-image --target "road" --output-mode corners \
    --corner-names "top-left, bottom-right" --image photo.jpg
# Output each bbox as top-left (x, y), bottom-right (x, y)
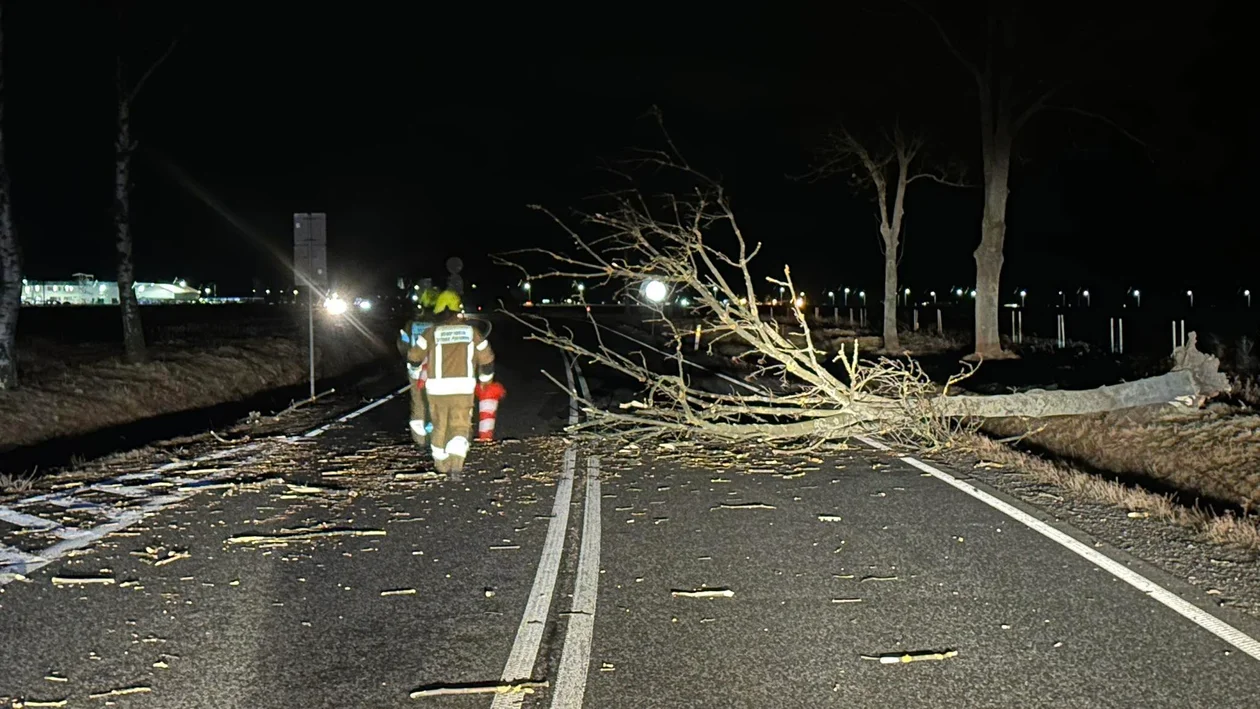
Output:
top-left (2, 317), bottom-right (1260, 708)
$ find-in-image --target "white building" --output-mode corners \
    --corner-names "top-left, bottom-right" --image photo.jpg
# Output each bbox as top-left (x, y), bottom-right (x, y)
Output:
top-left (20, 273), bottom-right (201, 306)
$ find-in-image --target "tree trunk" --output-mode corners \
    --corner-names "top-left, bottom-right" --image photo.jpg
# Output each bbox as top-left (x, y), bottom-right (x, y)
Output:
top-left (0, 5), bottom-right (19, 390)
top-left (115, 97), bottom-right (146, 364)
top-left (881, 240), bottom-right (900, 351)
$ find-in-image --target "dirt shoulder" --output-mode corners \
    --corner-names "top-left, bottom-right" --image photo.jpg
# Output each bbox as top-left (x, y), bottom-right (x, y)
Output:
top-left (0, 327), bottom-right (391, 452)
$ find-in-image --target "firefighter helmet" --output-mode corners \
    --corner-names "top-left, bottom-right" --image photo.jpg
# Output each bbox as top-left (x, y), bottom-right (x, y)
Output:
top-left (419, 287), bottom-right (441, 308)
top-left (433, 289), bottom-right (462, 314)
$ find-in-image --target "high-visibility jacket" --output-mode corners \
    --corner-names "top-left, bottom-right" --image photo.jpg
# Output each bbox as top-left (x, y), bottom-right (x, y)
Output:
top-left (407, 320), bottom-right (494, 396)
top-left (398, 317), bottom-right (436, 359)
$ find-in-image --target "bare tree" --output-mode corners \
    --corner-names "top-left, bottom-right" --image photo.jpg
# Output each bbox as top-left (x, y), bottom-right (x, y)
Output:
top-left (800, 123), bottom-right (963, 351)
top-left (0, 4), bottom-right (19, 390)
top-left (498, 119), bottom-right (1226, 447)
top-left (915, 2), bottom-right (1153, 360)
top-left (114, 38), bottom-right (177, 365)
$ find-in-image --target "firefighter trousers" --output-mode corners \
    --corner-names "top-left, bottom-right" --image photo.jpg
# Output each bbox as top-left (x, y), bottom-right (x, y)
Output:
top-left (429, 393), bottom-right (474, 472)
top-left (408, 383), bottom-right (430, 447)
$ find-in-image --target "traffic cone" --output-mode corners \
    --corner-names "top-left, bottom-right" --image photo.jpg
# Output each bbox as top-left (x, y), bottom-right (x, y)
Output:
top-left (475, 381), bottom-right (506, 441)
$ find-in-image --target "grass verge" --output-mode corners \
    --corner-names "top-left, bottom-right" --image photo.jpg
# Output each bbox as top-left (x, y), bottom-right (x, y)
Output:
top-left (961, 432), bottom-right (1260, 553)
top-left (0, 327), bottom-right (390, 451)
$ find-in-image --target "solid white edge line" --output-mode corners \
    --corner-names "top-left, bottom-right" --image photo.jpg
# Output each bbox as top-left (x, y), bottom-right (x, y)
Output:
top-left (303, 384), bottom-right (409, 437)
top-left (491, 447), bottom-right (577, 709)
top-left (551, 456), bottom-right (602, 708)
top-left (854, 435), bottom-right (1260, 662)
top-left (2, 383), bottom-right (408, 586)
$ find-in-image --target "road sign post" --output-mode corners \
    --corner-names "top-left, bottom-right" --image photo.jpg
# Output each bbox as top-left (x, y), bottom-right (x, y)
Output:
top-left (294, 213), bottom-right (328, 400)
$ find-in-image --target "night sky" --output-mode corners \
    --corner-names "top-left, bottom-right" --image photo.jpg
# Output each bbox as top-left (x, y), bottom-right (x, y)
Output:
top-left (4, 2), bottom-right (1250, 307)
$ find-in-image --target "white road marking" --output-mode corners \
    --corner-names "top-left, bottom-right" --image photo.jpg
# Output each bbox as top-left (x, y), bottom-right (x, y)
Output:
top-left (855, 435), bottom-right (1260, 663)
top-left (491, 447), bottom-right (577, 709)
top-left (551, 456), bottom-right (602, 709)
top-left (303, 384), bottom-right (409, 437)
top-left (0, 383), bottom-right (407, 587)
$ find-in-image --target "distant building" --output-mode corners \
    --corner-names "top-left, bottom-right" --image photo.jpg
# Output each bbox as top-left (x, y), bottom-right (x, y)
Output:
top-left (20, 273), bottom-right (201, 306)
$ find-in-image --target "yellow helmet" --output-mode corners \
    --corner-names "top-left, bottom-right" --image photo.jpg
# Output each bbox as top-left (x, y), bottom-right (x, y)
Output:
top-left (419, 287), bottom-right (440, 307)
top-left (433, 290), bottom-right (462, 314)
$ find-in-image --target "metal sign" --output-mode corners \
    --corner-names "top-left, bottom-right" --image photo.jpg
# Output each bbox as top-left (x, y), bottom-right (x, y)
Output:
top-left (293, 213), bottom-right (328, 288)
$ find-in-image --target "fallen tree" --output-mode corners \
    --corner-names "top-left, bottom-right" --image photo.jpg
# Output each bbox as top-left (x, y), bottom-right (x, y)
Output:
top-left (500, 126), bottom-right (1229, 447)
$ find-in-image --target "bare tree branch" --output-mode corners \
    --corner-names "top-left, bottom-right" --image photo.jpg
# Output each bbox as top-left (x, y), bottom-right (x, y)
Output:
top-left (124, 37), bottom-right (179, 104)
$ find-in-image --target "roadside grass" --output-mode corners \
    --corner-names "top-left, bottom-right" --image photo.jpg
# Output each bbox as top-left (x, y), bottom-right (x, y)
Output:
top-left (0, 329), bottom-right (387, 450)
top-left (964, 422), bottom-right (1260, 553)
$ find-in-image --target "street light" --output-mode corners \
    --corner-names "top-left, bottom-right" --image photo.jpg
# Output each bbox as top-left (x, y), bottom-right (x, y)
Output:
top-left (843, 287), bottom-right (850, 305)
top-left (858, 290), bottom-right (866, 306)
top-left (1132, 289), bottom-right (1141, 307)
top-left (1082, 289), bottom-right (1091, 307)
top-left (828, 290), bottom-right (835, 305)
top-left (323, 295), bottom-right (348, 315)
top-left (643, 279), bottom-right (668, 304)
top-left (929, 291), bottom-right (937, 303)
top-left (903, 287), bottom-right (911, 305)
top-left (1186, 289), bottom-right (1194, 308)
top-left (955, 288), bottom-right (964, 297)
top-left (1019, 289), bottom-right (1026, 307)
top-left (969, 289), bottom-right (977, 298)
top-left (1246, 289), bottom-right (1252, 307)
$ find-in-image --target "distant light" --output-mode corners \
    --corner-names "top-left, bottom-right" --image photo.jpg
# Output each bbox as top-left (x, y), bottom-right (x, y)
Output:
top-left (323, 296), bottom-right (348, 315)
top-left (410, 293), bottom-right (419, 302)
top-left (358, 299), bottom-right (372, 311)
top-left (794, 297), bottom-right (805, 309)
top-left (203, 287), bottom-right (211, 295)
top-left (293, 289), bottom-right (298, 295)
top-left (858, 291), bottom-right (865, 297)
top-left (576, 283), bottom-right (585, 292)
top-left (523, 282), bottom-right (532, 291)
top-left (903, 288), bottom-right (910, 296)
top-left (1132, 289), bottom-right (1140, 297)
top-left (643, 279), bottom-right (668, 303)
top-left (929, 291), bottom-right (936, 297)
top-left (1246, 290), bottom-right (1252, 297)
top-left (1019, 290), bottom-right (1027, 297)
top-left (1186, 290), bottom-right (1193, 296)
top-left (265, 289), bottom-right (271, 295)
top-left (969, 289), bottom-right (977, 297)
top-left (178, 280), bottom-right (187, 288)
top-left (828, 291), bottom-right (835, 297)
top-left (955, 288), bottom-right (963, 296)
top-left (679, 297), bottom-right (691, 306)
top-left (1083, 290), bottom-right (1090, 297)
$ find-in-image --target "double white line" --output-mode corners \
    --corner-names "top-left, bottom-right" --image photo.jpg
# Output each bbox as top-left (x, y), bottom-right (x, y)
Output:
top-left (491, 355), bottom-right (601, 709)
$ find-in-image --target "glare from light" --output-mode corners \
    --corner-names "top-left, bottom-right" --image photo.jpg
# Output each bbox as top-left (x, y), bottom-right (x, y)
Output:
top-left (324, 296), bottom-right (348, 315)
top-left (794, 297), bottom-right (805, 309)
top-left (358, 299), bottom-right (372, 311)
top-left (644, 279), bottom-right (668, 303)
top-left (576, 282), bottom-right (585, 293)
top-left (679, 297), bottom-right (691, 306)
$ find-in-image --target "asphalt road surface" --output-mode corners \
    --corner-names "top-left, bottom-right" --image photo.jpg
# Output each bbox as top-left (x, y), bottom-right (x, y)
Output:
top-left (3, 317), bottom-right (1260, 708)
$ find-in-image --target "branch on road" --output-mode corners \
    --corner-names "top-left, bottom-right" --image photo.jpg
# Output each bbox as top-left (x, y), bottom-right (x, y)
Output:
top-left (499, 118), bottom-right (1230, 449)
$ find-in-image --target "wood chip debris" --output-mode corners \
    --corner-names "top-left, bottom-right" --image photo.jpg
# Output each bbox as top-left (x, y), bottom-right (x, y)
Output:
top-left (409, 680), bottom-right (548, 698)
top-left (710, 502), bottom-right (776, 511)
top-left (225, 528), bottom-right (386, 545)
top-left (380, 588), bottom-right (418, 596)
top-left (831, 598), bottom-right (863, 604)
top-left (1126, 511), bottom-right (1150, 519)
top-left (490, 545), bottom-right (521, 550)
top-left (860, 575), bottom-right (900, 583)
top-left (861, 650), bottom-right (958, 664)
top-left (19, 700), bottom-right (68, 708)
top-left (671, 588), bottom-right (734, 598)
top-left (51, 576), bottom-right (114, 586)
top-left (154, 550), bottom-right (191, 567)
top-left (88, 686), bottom-right (152, 699)
top-left (817, 515), bottom-right (843, 522)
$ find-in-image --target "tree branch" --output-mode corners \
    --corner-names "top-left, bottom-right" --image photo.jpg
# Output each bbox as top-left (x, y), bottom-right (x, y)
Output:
top-left (125, 37), bottom-right (179, 104)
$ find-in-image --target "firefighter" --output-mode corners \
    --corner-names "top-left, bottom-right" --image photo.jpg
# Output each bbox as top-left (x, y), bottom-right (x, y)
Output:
top-left (406, 289), bottom-right (494, 478)
top-left (400, 287), bottom-right (441, 446)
